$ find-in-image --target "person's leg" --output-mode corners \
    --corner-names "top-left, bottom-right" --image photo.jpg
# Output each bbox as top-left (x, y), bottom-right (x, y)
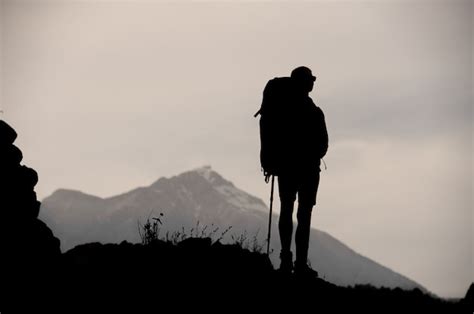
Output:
top-left (294, 203), bottom-right (312, 268)
top-left (279, 199), bottom-right (294, 255)
top-left (278, 174), bottom-right (297, 271)
top-left (294, 169), bottom-right (320, 271)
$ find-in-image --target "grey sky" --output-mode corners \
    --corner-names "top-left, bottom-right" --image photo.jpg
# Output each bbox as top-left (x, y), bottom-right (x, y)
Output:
top-left (1, 0), bottom-right (472, 298)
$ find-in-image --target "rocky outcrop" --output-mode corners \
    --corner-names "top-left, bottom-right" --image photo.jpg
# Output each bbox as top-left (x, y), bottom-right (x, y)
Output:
top-left (461, 283), bottom-right (474, 311)
top-left (0, 120), bottom-right (61, 308)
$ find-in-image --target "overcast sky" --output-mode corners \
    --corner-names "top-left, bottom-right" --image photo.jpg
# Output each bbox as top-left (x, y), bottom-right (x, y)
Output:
top-left (1, 0), bottom-right (472, 298)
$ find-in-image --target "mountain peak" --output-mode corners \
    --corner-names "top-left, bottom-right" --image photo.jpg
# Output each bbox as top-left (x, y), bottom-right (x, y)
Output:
top-left (193, 165), bottom-right (214, 180)
top-left (149, 165), bottom-right (235, 190)
top-left (185, 165), bottom-right (234, 187)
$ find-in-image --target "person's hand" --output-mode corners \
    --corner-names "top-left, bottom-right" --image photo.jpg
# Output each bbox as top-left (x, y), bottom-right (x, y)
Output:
top-left (265, 173), bottom-right (272, 183)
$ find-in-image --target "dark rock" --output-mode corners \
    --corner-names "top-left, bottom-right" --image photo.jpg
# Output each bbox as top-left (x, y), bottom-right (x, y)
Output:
top-left (31, 199), bottom-right (41, 218)
top-left (1, 144), bottom-right (23, 165)
top-left (461, 283), bottom-right (474, 311)
top-left (3, 195), bottom-right (40, 220)
top-left (19, 165), bottom-right (39, 188)
top-left (1, 170), bottom-right (38, 200)
top-left (0, 120), bottom-right (61, 311)
top-left (24, 219), bottom-right (61, 258)
top-left (0, 120), bottom-right (17, 145)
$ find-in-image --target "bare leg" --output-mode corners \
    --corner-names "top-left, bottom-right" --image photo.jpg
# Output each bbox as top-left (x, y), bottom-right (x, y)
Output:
top-left (279, 200), bottom-right (294, 254)
top-left (278, 200), bottom-right (295, 272)
top-left (295, 203), bottom-right (313, 267)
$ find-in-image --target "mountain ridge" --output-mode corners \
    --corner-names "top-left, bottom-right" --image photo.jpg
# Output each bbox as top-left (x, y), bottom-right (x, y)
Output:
top-left (40, 165), bottom-right (428, 294)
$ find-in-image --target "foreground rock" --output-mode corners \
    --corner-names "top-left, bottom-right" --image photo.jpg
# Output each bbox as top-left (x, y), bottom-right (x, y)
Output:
top-left (0, 120), bottom-right (61, 310)
top-left (50, 239), bottom-right (465, 312)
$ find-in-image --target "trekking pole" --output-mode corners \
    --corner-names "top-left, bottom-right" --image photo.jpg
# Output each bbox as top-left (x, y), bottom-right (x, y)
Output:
top-left (266, 175), bottom-right (275, 256)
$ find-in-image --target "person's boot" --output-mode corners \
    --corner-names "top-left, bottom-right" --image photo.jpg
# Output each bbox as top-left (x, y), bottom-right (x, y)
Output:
top-left (278, 251), bottom-right (293, 275)
top-left (294, 260), bottom-right (319, 279)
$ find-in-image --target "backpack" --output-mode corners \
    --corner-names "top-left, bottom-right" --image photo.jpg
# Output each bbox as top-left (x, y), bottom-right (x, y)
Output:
top-left (254, 77), bottom-right (295, 177)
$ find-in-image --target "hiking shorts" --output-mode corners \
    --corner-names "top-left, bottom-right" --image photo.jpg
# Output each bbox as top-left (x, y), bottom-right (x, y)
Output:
top-left (278, 167), bottom-right (320, 206)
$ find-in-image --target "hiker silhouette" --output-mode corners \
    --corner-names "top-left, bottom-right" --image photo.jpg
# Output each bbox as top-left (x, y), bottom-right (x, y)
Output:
top-left (256, 66), bottom-right (329, 276)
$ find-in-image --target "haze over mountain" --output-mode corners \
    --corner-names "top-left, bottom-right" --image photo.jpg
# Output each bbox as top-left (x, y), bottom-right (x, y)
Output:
top-left (40, 166), bottom-right (427, 293)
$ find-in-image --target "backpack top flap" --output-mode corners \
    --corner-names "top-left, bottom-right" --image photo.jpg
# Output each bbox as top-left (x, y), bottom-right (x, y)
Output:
top-left (260, 77), bottom-right (294, 117)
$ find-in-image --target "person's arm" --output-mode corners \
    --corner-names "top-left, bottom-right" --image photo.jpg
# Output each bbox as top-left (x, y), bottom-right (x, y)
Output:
top-left (317, 108), bottom-right (329, 159)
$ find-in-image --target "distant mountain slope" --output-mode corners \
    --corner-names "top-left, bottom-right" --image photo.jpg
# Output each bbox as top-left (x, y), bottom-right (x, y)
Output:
top-left (40, 165), bottom-right (426, 292)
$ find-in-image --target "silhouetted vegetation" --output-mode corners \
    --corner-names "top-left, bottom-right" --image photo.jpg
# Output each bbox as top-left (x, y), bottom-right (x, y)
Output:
top-left (138, 212), bottom-right (263, 253)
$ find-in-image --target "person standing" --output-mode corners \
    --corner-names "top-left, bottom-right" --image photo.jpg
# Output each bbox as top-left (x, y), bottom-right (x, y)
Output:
top-left (257, 66), bottom-right (329, 276)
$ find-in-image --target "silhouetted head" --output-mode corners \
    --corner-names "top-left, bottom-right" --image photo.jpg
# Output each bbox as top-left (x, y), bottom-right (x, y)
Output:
top-left (291, 66), bottom-right (316, 94)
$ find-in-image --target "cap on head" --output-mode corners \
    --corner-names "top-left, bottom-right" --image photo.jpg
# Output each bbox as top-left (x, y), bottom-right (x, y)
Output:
top-left (291, 66), bottom-right (316, 81)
